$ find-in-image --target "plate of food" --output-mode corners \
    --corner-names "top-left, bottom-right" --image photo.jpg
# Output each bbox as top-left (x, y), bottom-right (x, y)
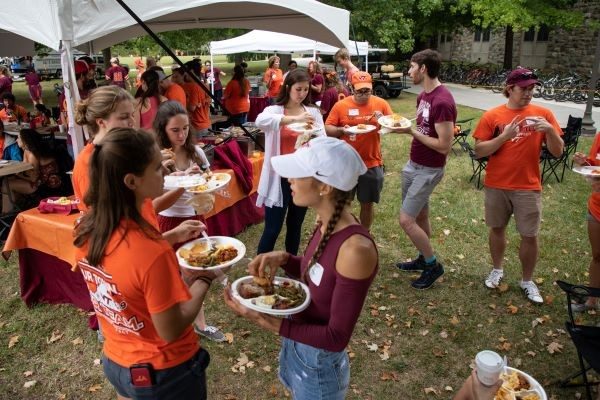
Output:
top-left (345, 124), bottom-right (377, 134)
top-left (164, 175), bottom-right (206, 189)
top-left (177, 236), bottom-right (246, 271)
top-left (287, 122), bottom-right (320, 134)
top-left (495, 367), bottom-right (547, 400)
top-left (573, 165), bottom-right (600, 177)
top-left (378, 114), bottom-right (412, 130)
top-left (0, 160), bottom-right (10, 166)
top-left (186, 172), bottom-right (232, 194)
top-left (231, 276), bottom-right (311, 316)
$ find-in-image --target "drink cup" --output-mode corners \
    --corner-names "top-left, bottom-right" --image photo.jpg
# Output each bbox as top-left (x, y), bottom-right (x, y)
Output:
top-left (475, 350), bottom-right (504, 387)
top-left (59, 124), bottom-right (66, 134)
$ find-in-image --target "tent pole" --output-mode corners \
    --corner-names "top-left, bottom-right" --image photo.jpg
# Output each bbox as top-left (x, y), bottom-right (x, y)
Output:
top-left (113, 0), bottom-right (263, 149)
top-left (365, 41), bottom-right (369, 73)
top-left (210, 53), bottom-right (215, 97)
top-left (60, 40), bottom-right (86, 158)
top-left (350, 21), bottom-right (361, 70)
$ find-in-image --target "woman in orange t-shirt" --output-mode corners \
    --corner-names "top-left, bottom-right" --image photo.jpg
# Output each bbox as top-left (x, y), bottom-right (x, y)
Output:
top-left (74, 128), bottom-right (214, 400)
top-left (573, 134), bottom-right (600, 312)
top-left (263, 55), bottom-right (283, 105)
top-left (223, 64), bottom-right (250, 126)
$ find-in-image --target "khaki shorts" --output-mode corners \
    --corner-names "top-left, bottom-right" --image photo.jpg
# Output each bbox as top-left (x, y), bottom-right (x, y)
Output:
top-left (484, 188), bottom-right (541, 237)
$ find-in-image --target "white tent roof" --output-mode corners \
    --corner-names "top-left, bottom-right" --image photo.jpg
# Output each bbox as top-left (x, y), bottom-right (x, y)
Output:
top-left (0, 0), bottom-right (349, 55)
top-left (210, 30), bottom-right (387, 56)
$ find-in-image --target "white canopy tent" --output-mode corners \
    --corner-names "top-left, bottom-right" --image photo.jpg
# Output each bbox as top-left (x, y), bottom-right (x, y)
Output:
top-left (208, 30), bottom-right (387, 93)
top-left (0, 0), bottom-right (350, 156)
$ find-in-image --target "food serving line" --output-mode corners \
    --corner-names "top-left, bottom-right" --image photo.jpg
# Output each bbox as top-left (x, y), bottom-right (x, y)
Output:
top-left (2, 148), bottom-right (264, 328)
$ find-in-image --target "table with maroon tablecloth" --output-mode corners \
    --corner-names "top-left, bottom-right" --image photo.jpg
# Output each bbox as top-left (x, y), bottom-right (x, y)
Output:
top-left (248, 96), bottom-right (269, 122)
top-left (2, 154), bottom-right (265, 328)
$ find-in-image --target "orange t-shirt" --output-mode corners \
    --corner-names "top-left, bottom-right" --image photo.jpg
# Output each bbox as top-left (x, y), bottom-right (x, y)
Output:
top-left (223, 79), bottom-right (250, 115)
top-left (325, 95), bottom-right (392, 169)
top-left (263, 68), bottom-right (283, 98)
top-left (586, 133), bottom-right (600, 220)
top-left (473, 104), bottom-right (562, 191)
top-left (0, 105), bottom-right (29, 122)
top-left (182, 82), bottom-right (211, 130)
top-left (72, 143), bottom-right (159, 229)
top-left (164, 83), bottom-right (187, 109)
top-left (76, 220), bottom-right (198, 369)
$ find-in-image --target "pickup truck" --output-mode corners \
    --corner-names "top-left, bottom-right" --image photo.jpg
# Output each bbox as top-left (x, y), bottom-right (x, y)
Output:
top-left (33, 52), bottom-right (105, 80)
top-left (368, 62), bottom-right (409, 99)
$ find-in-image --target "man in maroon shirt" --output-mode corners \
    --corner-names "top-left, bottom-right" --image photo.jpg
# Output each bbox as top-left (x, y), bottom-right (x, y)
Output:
top-left (105, 57), bottom-right (128, 89)
top-left (394, 49), bottom-right (457, 290)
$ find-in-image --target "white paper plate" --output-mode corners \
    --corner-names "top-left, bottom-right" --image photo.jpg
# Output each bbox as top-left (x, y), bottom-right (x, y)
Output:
top-left (287, 122), bottom-right (320, 134)
top-left (164, 175), bottom-right (206, 189)
top-left (231, 276), bottom-right (311, 316)
top-left (573, 165), bottom-right (600, 177)
top-left (499, 366), bottom-right (547, 400)
top-left (0, 160), bottom-right (10, 167)
top-left (345, 124), bottom-right (377, 134)
top-left (186, 173), bottom-right (232, 194)
top-left (177, 236), bottom-right (246, 271)
top-left (378, 115), bottom-right (412, 130)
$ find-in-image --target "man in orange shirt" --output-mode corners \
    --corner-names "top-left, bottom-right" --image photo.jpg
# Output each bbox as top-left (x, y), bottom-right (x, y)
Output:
top-left (473, 68), bottom-right (563, 304)
top-left (325, 71), bottom-right (392, 230)
top-left (181, 60), bottom-right (212, 137)
top-left (156, 69), bottom-right (187, 108)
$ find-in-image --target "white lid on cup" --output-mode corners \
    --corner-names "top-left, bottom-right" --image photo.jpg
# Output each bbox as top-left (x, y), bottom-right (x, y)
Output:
top-left (475, 350), bottom-right (504, 371)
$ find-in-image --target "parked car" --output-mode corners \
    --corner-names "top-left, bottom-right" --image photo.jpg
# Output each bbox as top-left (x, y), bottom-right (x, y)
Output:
top-left (367, 62), bottom-right (408, 98)
top-left (33, 51), bottom-right (105, 80)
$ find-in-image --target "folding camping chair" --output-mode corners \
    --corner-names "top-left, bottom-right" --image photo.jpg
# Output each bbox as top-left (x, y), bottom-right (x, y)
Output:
top-left (460, 141), bottom-right (487, 189)
top-left (541, 115), bottom-right (583, 184)
top-left (556, 280), bottom-right (600, 400)
top-left (452, 117), bottom-right (474, 155)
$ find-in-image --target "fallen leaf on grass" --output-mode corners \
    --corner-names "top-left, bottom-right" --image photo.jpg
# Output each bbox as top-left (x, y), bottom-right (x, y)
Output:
top-left (547, 341), bottom-right (563, 354)
top-left (57, 394), bottom-right (66, 399)
top-left (88, 384), bottom-right (102, 392)
top-left (535, 277), bottom-right (544, 284)
top-left (450, 316), bottom-right (460, 325)
top-left (527, 351), bottom-right (537, 357)
top-left (443, 229), bottom-right (451, 236)
top-left (424, 387), bottom-right (439, 395)
top-left (93, 359), bottom-right (101, 366)
top-left (445, 386), bottom-right (453, 391)
top-left (262, 365), bottom-right (271, 372)
top-left (23, 380), bottom-right (36, 388)
top-left (366, 343), bottom-right (378, 352)
top-left (457, 254), bottom-right (464, 260)
top-left (224, 333), bottom-right (234, 344)
top-left (47, 331), bottom-right (64, 344)
top-left (0, 321), bottom-right (6, 329)
top-left (498, 283), bottom-right (509, 293)
top-left (380, 349), bottom-right (390, 361)
top-left (507, 305), bottom-right (519, 314)
top-left (23, 371), bottom-right (33, 377)
top-left (380, 371), bottom-right (400, 381)
top-left (420, 330), bottom-right (429, 336)
top-left (72, 337), bottom-right (84, 345)
top-left (432, 348), bottom-right (446, 358)
top-left (440, 331), bottom-right (448, 339)
top-left (552, 268), bottom-right (559, 273)
top-left (8, 335), bottom-right (19, 348)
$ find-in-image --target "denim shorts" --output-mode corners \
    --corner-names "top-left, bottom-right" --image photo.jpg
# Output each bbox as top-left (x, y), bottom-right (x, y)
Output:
top-left (401, 161), bottom-right (444, 217)
top-left (102, 348), bottom-right (210, 400)
top-left (278, 337), bottom-right (350, 400)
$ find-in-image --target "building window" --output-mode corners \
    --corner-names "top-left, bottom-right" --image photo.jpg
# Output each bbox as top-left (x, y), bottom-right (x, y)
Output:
top-left (482, 29), bottom-right (491, 42)
top-left (474, 28), bottom-right (490, 42)
top-left (524, 27), bottom-right (535, 42)
top-left (537, 25), bottom-right (549, 42)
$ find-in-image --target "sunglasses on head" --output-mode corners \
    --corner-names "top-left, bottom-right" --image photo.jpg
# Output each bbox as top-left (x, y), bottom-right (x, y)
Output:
top-left (515, 71), bottom-right (537, 80)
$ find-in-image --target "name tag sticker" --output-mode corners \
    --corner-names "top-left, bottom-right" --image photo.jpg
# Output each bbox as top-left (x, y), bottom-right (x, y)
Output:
top-left (422, 108), bottom-right (430, 119)
top-left (348, 109), bottom-right (359, 116)
top-left (309, 263), bottom-right (324, 286)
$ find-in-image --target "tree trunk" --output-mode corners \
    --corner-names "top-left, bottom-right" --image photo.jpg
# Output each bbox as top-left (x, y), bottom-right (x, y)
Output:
top-left (102, 48), bottom-right (111, 70)
top-left (503, 26), bottom-right (514, 70)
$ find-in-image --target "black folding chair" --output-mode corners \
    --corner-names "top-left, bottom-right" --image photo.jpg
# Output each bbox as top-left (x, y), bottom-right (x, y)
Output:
top-left (556, 280), bottom-right (600, 400)
top-left (541, 115), bottom-right (583, 184)
top-left (460, 141), bottom-right (487, 189)
top-left (452, 118), bottom-right (474, 155)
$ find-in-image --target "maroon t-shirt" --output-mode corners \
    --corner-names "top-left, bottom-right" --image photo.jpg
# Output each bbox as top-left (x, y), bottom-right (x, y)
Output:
top-left (0, 76), bottom-right (13, 96)
top-left (106, 66), bottom-right (128, 88)
top-left (279, 224), bottom-right (378, 352)
top-left (310, 73), bottom-right (324, 102)
top-left (320, 86), bottom-right (349, 121)
top-left (410, 84), bottom-right (456, 168)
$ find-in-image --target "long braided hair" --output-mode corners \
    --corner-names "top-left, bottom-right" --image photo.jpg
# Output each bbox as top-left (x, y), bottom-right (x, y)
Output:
top-left (301, 187), bottom-right (355, 283)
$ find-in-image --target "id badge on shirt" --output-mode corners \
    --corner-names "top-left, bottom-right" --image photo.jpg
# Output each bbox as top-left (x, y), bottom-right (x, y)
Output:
top-left (309, 263), bottom-right (324, 286)
top-left (348, 109), bottom-right (359, 117)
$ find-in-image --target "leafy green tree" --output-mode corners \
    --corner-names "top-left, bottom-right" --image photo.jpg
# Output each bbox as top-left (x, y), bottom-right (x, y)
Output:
top-left (452, 0), bottom-right (585, 68)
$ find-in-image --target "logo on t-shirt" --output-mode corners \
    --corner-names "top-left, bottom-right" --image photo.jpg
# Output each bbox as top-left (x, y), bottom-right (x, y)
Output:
top-left (79, 260), bottom-right (145, 335)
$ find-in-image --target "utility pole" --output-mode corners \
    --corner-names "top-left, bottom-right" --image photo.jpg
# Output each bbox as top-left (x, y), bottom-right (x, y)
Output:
top-left (582, 30), bottom-right (600, 136)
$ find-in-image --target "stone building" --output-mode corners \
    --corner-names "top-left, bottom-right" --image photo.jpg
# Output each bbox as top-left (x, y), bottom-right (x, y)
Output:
top-left (437, 0), bottom-right (599, 74)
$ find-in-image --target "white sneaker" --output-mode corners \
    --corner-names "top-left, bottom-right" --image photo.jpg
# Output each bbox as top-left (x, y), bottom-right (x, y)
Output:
top-left (520, 281), bottom-right (543, 304)
top-left (485, 269), bottom-right (504, 289)
top-left (194, 324), bottom-right (226, 342)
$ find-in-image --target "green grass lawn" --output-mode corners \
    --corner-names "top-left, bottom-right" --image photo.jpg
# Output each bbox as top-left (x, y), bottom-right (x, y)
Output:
top-left (0, 89), bottom-right (598, 399)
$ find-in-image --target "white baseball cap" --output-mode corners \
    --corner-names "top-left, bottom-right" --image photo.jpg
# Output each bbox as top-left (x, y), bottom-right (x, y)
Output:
top-left (271, 137), bottom-right (367, 191)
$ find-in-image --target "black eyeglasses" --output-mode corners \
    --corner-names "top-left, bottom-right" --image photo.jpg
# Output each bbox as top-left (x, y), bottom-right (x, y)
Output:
top-left (355, 89), bottom-right (372, 96)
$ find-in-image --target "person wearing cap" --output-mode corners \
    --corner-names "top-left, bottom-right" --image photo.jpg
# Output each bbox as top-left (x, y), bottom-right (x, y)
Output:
top-left (181, 60), bottom-right (212, 137)
top-left (105, 57), bottom-right (129, 89)
top-left (155, 67), bottom-right (187, 109)
top-left (393, 49), bottom-right (456, 290)
top-left (224, 136), bottom-right (378, 400)
top-left (473, 66), bottom-right (563, 304)
top-left (255, 69), bottom-right (325, 256)
top-left (77, 56), bottom-right (98, 92)
top-left (325, 70), bottom-right (392, 231)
